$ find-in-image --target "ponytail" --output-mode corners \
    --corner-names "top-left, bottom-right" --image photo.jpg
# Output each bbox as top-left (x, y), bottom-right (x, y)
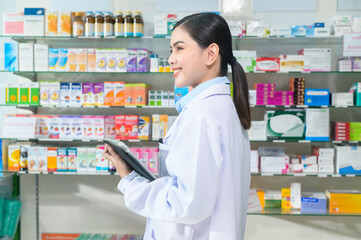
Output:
top-left (230, 58), bottom-right (251, 130)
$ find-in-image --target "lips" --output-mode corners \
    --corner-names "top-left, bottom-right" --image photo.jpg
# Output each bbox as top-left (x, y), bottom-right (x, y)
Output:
top-left (172, 67), bottom-right (182, 78)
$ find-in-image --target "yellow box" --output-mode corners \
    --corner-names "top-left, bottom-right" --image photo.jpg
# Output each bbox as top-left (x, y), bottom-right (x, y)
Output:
top-left (8, 145), bottom-right (20, 172)
top-left (326, 190), bottom-right (361, 213)
top-left (281, 188), bottom-right (291, 209)
top-left (58, 11), bottom-right (71, 36)
top-left (45, 11), bottom-right (58, 36)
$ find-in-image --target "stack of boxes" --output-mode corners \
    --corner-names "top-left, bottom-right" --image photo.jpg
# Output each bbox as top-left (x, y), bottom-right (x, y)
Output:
top-left (332, 16), bottom-right (352, 36)
top-left (350, 82), bottom-right (361, 106)
top-left (332, 122), bottom-right (350, 141)
top-left (312, 146), bottom-right (335, 174)
top-left (274, 91), bottom-right (294, 106)
top-left (254, 83), bottom-right (275, 105)
top-left (289, 77), bottom-right (305, 105)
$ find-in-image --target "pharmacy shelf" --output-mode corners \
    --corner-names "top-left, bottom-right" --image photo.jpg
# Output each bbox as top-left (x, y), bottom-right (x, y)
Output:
top-left (247, 209), bottom-right (361, 217)
top-left (251, 173), bottom-right (361, 178)
top-left (250, 105), bottom-right (360, 109)
top-left (0, 104), bottom-right (177, 109)
top-left (0, 138), bottom-right (159, 143)
top-left (1, 138), bottom-right (359, 144)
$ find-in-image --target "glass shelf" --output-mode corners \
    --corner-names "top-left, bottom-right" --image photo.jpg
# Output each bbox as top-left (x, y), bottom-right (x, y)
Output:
top-left (0, 138), bottom-right (159, 143)
top-left (247, 208), bottom-right (361, 217)
top-left (0, 104), bottom-right (177, 109)
top-left (251, 173), bottom-right (361, 178)
top-left (251, 139), bottom-right (360, 144)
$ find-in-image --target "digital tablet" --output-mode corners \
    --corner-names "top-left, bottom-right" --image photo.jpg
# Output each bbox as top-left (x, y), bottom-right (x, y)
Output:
top-left (103, 139), bottom-right (157, 181)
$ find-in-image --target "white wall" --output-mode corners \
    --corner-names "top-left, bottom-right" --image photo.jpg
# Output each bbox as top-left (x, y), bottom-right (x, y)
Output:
top-left (0, 0), bottom-right (360, 239)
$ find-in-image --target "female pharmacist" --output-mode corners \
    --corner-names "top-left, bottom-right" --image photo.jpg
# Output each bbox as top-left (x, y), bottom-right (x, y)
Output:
top-left (103, 12), bottom-right (251, 240)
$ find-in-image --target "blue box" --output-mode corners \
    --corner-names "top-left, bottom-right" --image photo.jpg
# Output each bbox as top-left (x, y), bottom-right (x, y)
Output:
top-left (305, 89), bottom-right (330, 106)
top-left (174, 86), bottom-right (189, 104)
top-left (314, 22), bottom-right (325, 28)
top-left (304, 25), bottom-right (315, 36)
top-left (4, 43), bottom-right (18, 71)
top-left (301, 193), bottom-right (327, 214)
top-left (291, 25), bottom-right (306, 36)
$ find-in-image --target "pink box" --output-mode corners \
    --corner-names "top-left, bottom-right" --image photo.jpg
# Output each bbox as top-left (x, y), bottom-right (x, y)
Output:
top-left (104, 116), bottom-right (115, 139)
top-left (130, 147), bottom-right (139, 159)
top-left (82, 116), bottom-right (94, 139)
top-left (138, 148), bottom-right (148, 168)
top-left (147, 148), bottom-right (159, 173)
top-left (93, 116), bottom-right (104, 139)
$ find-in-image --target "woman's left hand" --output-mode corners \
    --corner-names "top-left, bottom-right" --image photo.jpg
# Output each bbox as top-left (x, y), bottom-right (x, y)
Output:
top-left (102, 144), bottom-right (132, 178)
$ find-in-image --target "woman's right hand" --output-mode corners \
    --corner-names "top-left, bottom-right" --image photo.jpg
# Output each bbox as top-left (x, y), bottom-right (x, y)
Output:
top-left (102, 144), bottom-right (133, 178)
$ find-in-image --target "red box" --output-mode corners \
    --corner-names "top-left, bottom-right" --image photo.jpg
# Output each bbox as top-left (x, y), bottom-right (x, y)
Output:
top-left (125, 115), bottom-right (139, 140)
top-left (256, 57), bottom-right (280, 71)
top-left (115, 115), bottom-right (126, 140)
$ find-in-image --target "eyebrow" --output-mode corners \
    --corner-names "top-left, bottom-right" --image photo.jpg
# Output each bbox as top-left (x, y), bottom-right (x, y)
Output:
top-left (170, 41), bottom-right (185, 48)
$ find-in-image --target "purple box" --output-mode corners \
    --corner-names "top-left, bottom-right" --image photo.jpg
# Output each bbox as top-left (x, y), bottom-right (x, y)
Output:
top-left (351, 57), bottom-right (361, 72)
top-left (127, 48), bottom-right (137, 72)
top-left (82, 83), bottom-right (93, 105)
top-left (93, 83), bottom-right (104, 106)
top-left (137, 48), bottom-right (149, 72)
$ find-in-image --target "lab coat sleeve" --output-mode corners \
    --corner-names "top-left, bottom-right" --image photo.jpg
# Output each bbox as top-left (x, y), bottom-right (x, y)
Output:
top-left (117, 116), bottom-right (223, 224)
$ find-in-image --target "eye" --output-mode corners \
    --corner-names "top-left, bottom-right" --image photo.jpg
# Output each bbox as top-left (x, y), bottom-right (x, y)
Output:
top-left (170, 49), bottom-right (173, 54)
top-left (177, 47), bottom-right (183, 51)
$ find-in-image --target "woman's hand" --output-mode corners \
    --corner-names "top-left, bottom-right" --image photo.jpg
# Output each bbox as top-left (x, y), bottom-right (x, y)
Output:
top-left (102, 144), bottom-right (132, 178)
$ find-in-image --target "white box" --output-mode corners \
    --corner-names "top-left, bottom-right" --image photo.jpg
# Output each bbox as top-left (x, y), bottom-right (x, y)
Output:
top-left (233, 50), bottom-right (256, 72)
top-left (318, 157), bottom-right (334, 164)
top-left (154, 15), bottom-right (167, 35)
top-left (3, 12), bottom-right (24, 36)
top-left (106, 49), bottom-right (117, 72)
top-left (314, 27), bottom-right (330, 37)
top-left (40, 82), bottom-right (50, 105)
top-left (249, 90), bottom-right (256, 105)
top-left (77, 148), bottom-right (87, 173)
top-left (290, 183), bottom-right (301, 209)
top-left (77, 48), bottom-right (87, 72)
top-left (338, 59), bottom-right (352, 72)
top-left (96, 49), bottom-right (107, 72)
top-left (60, 116), bottom-right (72, 139)
top-left (279, 55), bottom-right (304, 72)
top-left (248, 121), bottom-right (267, 141)
top-left (305, 108), bottom-right (329, 141)
top-left (93, 116), bottom-right (104, 140)
top-left (37, 146), bottom-right (48, 172)
top-left (116, 49), bottom-right (127, 72)
top-left (246, 21), bottom-right (270, 37)
top-left (152, 114), bottom-right (161, 140)
top-left (24, 8), bottom-right (45, 36)
top-left (270, 27), bottom-right (291, 37)
top-left (303, 163), bottom-right (318, 174)
top-left (334, 26), bottom-right (352, 36)
top-left (228, 21), bottom-right (246, 37)
top-left (70, 83), bottom-right (82, 107)
top-left (19, 43), bottom-right (34, 71)
top-left (34, 44), bottom-right (48, 71)
top-left (49, 82), bottom-right (60, 105)
top-left (335, 145), bottom-right (361, 175)
top-left (250, 150), bottom-right (259, 173)
top-left (290, 163), bottom-right (303, 173)
top-left (71, 116), bottom-right (83, 139)
top-left (301, 48), bottom-right (331, 72)
top-left (331, 93), bottom-right (353, 106)
top-left (333, 16), bottom-right (352, 26)
top-left (300, 155), bottom-right (317, 165)
top-left (318, 164), bottom-right (334, 174)
top-left (162, 91), bottom-right (169, 106)
top-left (86, 147), bottom-right (97, 173)
top-left (60, 83), bottom-right (71, 106)
top-left (260, 155), bottom-right (289, 174)
top-left (28, 147), bottom-right (38, 171)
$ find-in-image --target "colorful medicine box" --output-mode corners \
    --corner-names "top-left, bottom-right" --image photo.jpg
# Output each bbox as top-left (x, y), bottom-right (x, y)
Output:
top-left (304, 89), bottom-right (330, 106)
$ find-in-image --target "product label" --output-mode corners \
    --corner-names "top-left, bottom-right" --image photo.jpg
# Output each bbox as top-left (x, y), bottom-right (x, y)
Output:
top-left (85, 23), bottom-right (94, 36)
top-left (115, 23), bottom-right (124, 36)
top-left (95, 23), bottom-right (103, 36)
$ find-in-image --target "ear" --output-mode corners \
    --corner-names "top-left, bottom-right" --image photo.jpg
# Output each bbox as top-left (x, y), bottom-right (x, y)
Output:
top-left (206, 43), bottom-right (220, 66)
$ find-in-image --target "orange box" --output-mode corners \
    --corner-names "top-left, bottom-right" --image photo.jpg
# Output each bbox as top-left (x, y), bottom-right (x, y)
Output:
top-left (77, 48), bottom-right (87, 72)
top-left (160, 114), bottom-right (168, 138)
top-left (8, 145), bottom-right (20, 172)
top-left (257, 190), bottom-right (265, 208)
top-left (114, 82), bottom-right (125, 106)
top-left (124, 83), bottom-right (135, 106)
top-left (134, 83), bottom-right (149, 106)
top-left (104, 82), bottom-right (114, 106)
top-left (87, 48), bottom-right (96, 72)
top-left (326, 190), bottom-right (361, 213)
top-left (68, 48), bottom-right (77, 72)
top-left (281, 188), bottom-right (291, 209)
top-left (47, 147), bottom-right (57, 172)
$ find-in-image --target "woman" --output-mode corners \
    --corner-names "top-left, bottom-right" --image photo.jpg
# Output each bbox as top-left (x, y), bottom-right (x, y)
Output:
top-left (103, 13), bottom-right (251, 240)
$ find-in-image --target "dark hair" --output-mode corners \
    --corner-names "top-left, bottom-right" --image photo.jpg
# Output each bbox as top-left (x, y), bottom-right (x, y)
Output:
top-left (174, 13), bottom-right (251, 129)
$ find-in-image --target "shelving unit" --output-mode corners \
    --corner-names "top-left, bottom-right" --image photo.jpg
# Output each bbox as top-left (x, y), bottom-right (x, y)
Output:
top-left (1, 34), bottom-right (361, 239)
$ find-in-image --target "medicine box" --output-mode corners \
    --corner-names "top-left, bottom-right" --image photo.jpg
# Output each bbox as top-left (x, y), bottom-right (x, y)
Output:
top-left (3, 12), bottom-right (24, 36)
top-left (250, 150), bottom-right (259, 173)
top-left (8, 145), bottom-right (20, 172)
top-left (125, 115), bottom-right (139, 140)
top-left (93, 83), bottom-right (104, 106)
top-left (34, 43), bottom-right (48, 71)
top-left (24, 8), bottom-right (45, 36)
top-left (138, 116), bottom-right (150, 140)
top-left (279, 55), bottom-right (303, 72)
top-left (45, 11), bottom-right (57, 36)
top-left (60, 83), bottom-right (71, 106)
top-left (335, 145), bottom-right (361, 175)
top-left (299, 48), bottom-right (331, 72)
top-left (96, 145), bottom-right (108, 172)
top-left (116, 49), bottom-right (127, 72)
top-left (70, 83), bottom-right (82, 106)
top-left (350, 83), bottom-right (361, 106)
top-left (37, 147), bottom-right (48, 172)
top-left (67, 148), bottom-right (77, 172)
top-left (127, 48), bottom-right (137, 72)
top-left (331, 93), bottom-right (353, 106)
top-left (264, 191), bottom-right (282, 208)
top-left (134, 84), bottom-right (149, 106)
top-left (301, 193), bottom-right (327, 213)
top-left (96, 49), bottom-right (106, 72)
top-left (77, 48), bottom-right (87, 72)
top-left (114, 82), bottom-right (125, 106)
top-left (4, 43), bottom-right (18, 71)
top-left (104, 116), bottom-right (116, 139)
top-left (124, 84), bottom-right (135, 106)
top-left (256, 57), bottom-right (280, 72)
top-left (233, 50), bottom-right (256, 72)
top-left (19, 43), bottom-right (34, 71)
top-left (29, 82), bottom-right (40, 105)
top-left (57, 11), bottom-right (71, 36)
top-left (305, 108), bottom-right (330, 141)
top-left (228, 21), bottom-right (246, 37)
top-left (326, 190), bottom-right (361, 213)
top-left (248, 121), bottom-right (267, 141)
top-left (86, 148), bottom-right (96, 173)
top-left (47, 147), bottom-right (57, 172)
top-left (49, 82), bottom-right (60, 105)
top-left (87, 48), bottom-right (96, 72)
top-left (104, 82), bottom-right (115, 106)
top-left (67, 48), bottom-right (77, 72)
top-left (270, 27), bottom-right (291, 37)
top-left (28, 147), bottom-right (38, 172)
top-left (260, 155), bottom-right (289, 174)
top-left (304, 89), bottom-right (330, 106)
top-left (115, 115), bottom-right (126, 140)
top-left (265, 110), bottom-right (305, 140)
top-left (106, 49), bottom-right (117, 72)
top-left (137, 48), bottom-right (149, 72)
top-left (48, 48), bottom-right (58, 71)
top-left (82, 83), bottom-right (93, 106)
top-left (290, 183), bottom-right (301, 209)
top-left (246, 21), bottom-right (270, 37)
top-left (77, 148), bottom-right (87, 173)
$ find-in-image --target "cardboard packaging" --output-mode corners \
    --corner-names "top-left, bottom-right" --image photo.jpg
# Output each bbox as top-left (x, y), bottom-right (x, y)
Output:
top-left (331, 93), bottom-right (354, 106)
top-left (115, 115), bottom-right (126, 140)
top-left (304, 89), bottom-right (330, 106)
top-left (299, 48), bottom-right (331, 72)
top-left (265, 110), bottom-right (305, 140)
top-left (105, 116), bottom-right (116, 139)
top-left (37, 147), bottom-right (48, 172)
top-left (127, 48), bottom-right (137, 72)
top-left (228, 21), bottom-right (246, 37)
top-left (256, 57), bottom-right (280, 72)
top-left (4, 43), bottom-right (18, 71)
top-left (45, 11), bottom-right (57, 36)
top-left (138, 116), bottom-right (150, 140)
top-left (260, 155), bottom-right (289, 174)
top-left (246, 21), bottom-right (270, 37)
top-left (305, 108), bottom-right (330, 141)
top-left (48, 48), bottom-right (58, 71)
top-left (47, 147), bottom-right (57, 172)
top-left (5, 84), bottom-right (18, 104)
top-left (24, 8), bottom-right (44, 36)
top-left (19, 43), bottom-right (34, 71)
top-left (58, 11), bottom-right (71, 36)
top-left (137, 48), bottom-right (149, 72)
top-left (250, 150), bottom-right (259, 173)
top-left (86, 148), bottom-right (96, 173)
top-left (49, 82), bottom-right (60, 105)
top-left (96, 49), bottom-right (106, 72)
top-left (3, 12), bottom-right (24, 36)
top-left (34, 43), bottom-right (48, 71)
top-left (248, 121), bottom-right (267, 141)
top-left (335, 145), bottom-right (361, 175)
top-left (114, 82), bottom-right (125, 106)
top-left (279, 55), bottom-right (304, 72)
top-left (70, 83), bottom-right (82, 107)
top-left (67, 48), bottom-right (76, 72)
top-left (116, 49), bottom-right (127, 72)
top-left (77, 148), bottom-right (87, 173)
top-left (106, 49), bottom-right (117, 72)
top-left (77, 48), bottom-right (87, 72)
top-left (290, 183), bottom-right (301, 210)
top-left (87, 48), bottom-right (96, 72)
top-left (8, 145), bottom-right (20, 172)
top-left (233, 50), bottom-right (256, 72)
top-left (326, 190), bottom-right (361, 213)
top-left (301, 193), bottom-right (327, 213)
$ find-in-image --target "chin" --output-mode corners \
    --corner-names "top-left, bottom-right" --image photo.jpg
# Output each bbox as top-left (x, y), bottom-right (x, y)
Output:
top-left (174, 78), bottom-right (189, 88)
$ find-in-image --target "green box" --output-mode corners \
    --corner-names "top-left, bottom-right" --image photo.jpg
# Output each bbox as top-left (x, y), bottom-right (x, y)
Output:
top-left (6, 83), bottom-right (18, 104)
top-left (18, 83), bottom-right (30, 104)
top-left (266, 110), bottom-right (305, 140)
top-left (149, 90), bottom-right (155, 106)
top-left (265, 199), bottom-right (282, 208)
top-left (155, 90), bottom-right (162, 106)
top-left (29, 82), bottom-right (40, 105)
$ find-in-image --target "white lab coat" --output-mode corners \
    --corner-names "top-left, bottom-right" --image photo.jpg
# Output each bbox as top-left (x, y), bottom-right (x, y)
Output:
top-left (118, 83), bottom-right (251, 240)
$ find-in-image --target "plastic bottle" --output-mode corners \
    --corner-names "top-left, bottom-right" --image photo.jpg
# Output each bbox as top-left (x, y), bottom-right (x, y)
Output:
top-left (114, 11), bottom-right (124, 37)
top-left (85, 11), bottom-right (95, 37)
top-left (133, 11), bottom-right (144, 37)
top-left (94, 11), bottom-right (104, 37)
top-left (72, 12), bottom-right (84, 37)
top-left (124, 11), bottom-right (133, 37)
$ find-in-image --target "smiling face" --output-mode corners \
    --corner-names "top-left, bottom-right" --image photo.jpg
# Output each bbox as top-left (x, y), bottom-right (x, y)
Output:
top-left (168, 27), bottom-right (210, 88)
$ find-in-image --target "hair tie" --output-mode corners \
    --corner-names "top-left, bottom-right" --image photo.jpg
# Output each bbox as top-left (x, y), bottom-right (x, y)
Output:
top-left (229, 57), bottom-right (237, 65)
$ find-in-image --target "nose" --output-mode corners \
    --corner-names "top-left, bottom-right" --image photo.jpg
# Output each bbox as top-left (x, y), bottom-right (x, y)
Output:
top-left (168, 52), bottom-right (175, 66)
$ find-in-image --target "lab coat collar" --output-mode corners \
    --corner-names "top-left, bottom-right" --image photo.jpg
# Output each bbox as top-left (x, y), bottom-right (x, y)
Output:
top-left (175, 76), bottom-right (230, 113)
